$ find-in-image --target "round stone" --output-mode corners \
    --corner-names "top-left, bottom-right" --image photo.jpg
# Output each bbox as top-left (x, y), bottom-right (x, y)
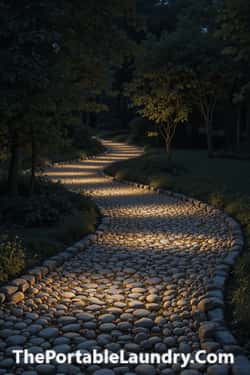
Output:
top-left (99, 323), bottom-right (116, 332)
top-left (7, 335), bottom-right (26, 345)
top-left (38, 328), bottom-right (59, 339)
top-left (36, 365), bottom-right (56, 375)
top-left (134, 318), bottom-right (154, 329)
top-left (135, 365), bottom-right (156, 375)
top-left (93, 370), bottom-right (115, 375)
top-left (99, 314), bottom-right (116, 323)
top-left (207, 365), bottom-right (229, 375)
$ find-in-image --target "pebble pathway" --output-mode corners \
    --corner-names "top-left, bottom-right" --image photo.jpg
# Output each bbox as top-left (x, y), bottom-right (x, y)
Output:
top-left (0, 141), bottom-right (249, 375)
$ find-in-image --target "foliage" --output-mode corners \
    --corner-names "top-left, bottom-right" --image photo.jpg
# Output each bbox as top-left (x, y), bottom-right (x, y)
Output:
top-left (0, 0), bottom-right (137, 194)
top-left (232, 255), bottom-right (250, 338)
top-left (48, 125), bottom-right (105, 163)
top-left (0, 177), bottom-right (100, 282)
top-left (54, 209), bottom-right (98, 245)
top-left (124, 0), bottom-right (232, 158)
top-left (219, 0), bottom-right (250, 64)
top-left (68, 126), bottom-right (105, 155)
top-left (127, 66), bottom-right (191, 159)
top-left (218, 0), bottom-right (250, 111)
top-left (128, 116), bottom-right (153, 144)
top-left (26, 239), bottom-right (61, 263)
top-left (0, 234), bottom-right (25, 282)
top-left (0, 176), bottom-right (95, 228)
top-left (97, 129), bottom-right (130, 143)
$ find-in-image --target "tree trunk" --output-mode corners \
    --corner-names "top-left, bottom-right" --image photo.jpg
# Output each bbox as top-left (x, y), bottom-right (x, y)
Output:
top-left (30, 132), bottom-right (37, 195)
top-left (206, 117), bottom-right (213, 157)
top-left (86, 112), bottom-right (91, 127)
top-left (224, 110), bottom-right (232, 152)
top-left (246, 105), bottom-right (250, 146)
top-left (236, 106), bottom-right (241, 151)
top-left (165, 139), bottom-right (172, 163)
top-left (80, 111), bottom-right (84, 126)
top-left (8, 142), bottom-right (21, 196)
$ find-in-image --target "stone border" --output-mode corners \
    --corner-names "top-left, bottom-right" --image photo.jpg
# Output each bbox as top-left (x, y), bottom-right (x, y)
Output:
top-left (0, 150), bottom-right (111, 305)
top-left (100, 169), bottom-right (250, 367)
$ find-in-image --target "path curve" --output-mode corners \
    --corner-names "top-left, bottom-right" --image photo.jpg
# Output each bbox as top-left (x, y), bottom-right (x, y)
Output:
top-left (0, 140), bottom-right (248, 375)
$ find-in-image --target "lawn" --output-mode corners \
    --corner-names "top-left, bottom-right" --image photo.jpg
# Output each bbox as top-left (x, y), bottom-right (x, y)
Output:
top-left (107, 147), bottom-right (250, 196)
top-left (105, 146), bottom-right (250, 352)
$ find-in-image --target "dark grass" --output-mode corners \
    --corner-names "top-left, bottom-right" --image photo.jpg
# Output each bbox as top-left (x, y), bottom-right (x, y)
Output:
top-left (0, 176), bottom-right (100, 283)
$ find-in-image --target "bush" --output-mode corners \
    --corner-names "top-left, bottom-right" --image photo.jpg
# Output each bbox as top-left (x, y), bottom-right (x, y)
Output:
top-left (231, 251), bottom-right (250, 342)
top-left (49, 125), bottom-right (105, 163)
top-left (0, 234), bottom-right (25, 282)
top-left (208, 192), bottom-right (226, 209)
top-left (1, 194), bottom-right (64, 227)
top-left (72, 126), bottom-right (105, 155)
top-left (225, 197), bottom-right (249, 215)
top-left (0, 177), bottom-right (76, 228)
top-left (128, 116), bottom-right (153, 145)
top-left (54, 210), bottom-right (98, 245)
top-left (0, 176), bottom-right (101, 230)
top-left (97, 129), bottom-right (129, 142)
top-left (26, 239), bottom-right (61, 263)
top-left (149, 175), bottom-right (174, 190)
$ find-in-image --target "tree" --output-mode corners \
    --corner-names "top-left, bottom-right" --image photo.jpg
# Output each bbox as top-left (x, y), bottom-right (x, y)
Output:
top-left (137, 0), bottom-right (227, 156)
top-left (219, 0), bottom-right (250, 147)
top-left (0, 0), bottom-right (136, 194)
top-left (0, 0), bottom-right (64, 194)
top-left (127, 68), bottom-right (191, 161)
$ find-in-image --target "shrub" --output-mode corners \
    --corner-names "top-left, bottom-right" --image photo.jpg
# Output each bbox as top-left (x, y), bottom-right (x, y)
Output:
top-left (72, 126), bottom-right (105, 155)
top-left (149, 175), bottom-right (174, 190)
top-left (0, 190), bottom-right (72, 227)
top-left (231, 252), bottom-right (250, 338)
top-left (208, 192), bottom-right (226, 209)
top-left (0, 234), bottom-right (25, 282)
top-left (226, 197), bottom-right (249, 216)
top-left (97, 129), bottom-right (129, 142)
top-left (0, 177), bottom-right (97, 228)
top-left (128, 116), bottom-right (153, 144)
top-left (54, 210), bottom-right (98, 245)
top-left (49, 126), bottom-right (105, 163)
top-left (26, 239), bottom-right (61, 263)
top-left (114, 169), bottom-right (130, 181)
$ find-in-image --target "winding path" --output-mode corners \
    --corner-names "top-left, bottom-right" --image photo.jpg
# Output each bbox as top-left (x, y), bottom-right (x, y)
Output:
top-left (0, 141), bottom-right (248, 375)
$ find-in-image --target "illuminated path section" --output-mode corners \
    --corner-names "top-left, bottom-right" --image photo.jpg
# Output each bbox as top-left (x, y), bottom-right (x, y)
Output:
top-left (0, 141), bottom-right (246, 375)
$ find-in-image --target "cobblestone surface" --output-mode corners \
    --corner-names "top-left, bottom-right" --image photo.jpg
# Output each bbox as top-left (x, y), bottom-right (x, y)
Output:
top-left (0, 141), bottom-right (249, 375)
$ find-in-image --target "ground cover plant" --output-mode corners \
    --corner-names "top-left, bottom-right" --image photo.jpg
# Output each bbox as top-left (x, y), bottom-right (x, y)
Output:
top-left (0, 176), bottom-right (99, 283)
